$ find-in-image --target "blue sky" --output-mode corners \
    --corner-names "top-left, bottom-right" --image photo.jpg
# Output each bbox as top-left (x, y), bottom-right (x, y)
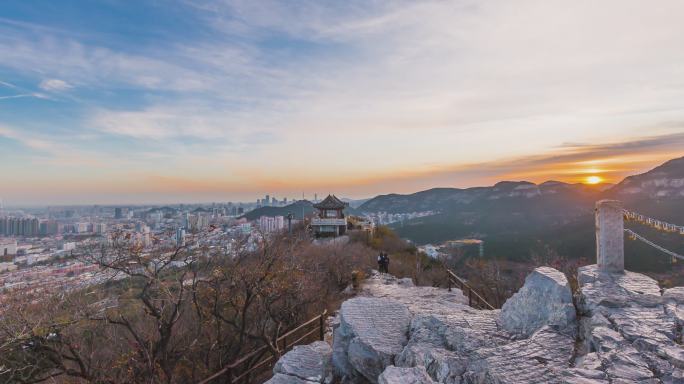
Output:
top-left (1, 0), bottom-right (684, 205)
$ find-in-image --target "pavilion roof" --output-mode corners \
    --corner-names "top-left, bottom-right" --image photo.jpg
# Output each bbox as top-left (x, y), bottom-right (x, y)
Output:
top-left (313, 194), bottom-right (349, 210)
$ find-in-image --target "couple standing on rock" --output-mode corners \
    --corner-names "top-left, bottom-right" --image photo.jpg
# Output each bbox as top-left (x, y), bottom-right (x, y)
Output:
top-left (377, 251), bottom-right (390, 273)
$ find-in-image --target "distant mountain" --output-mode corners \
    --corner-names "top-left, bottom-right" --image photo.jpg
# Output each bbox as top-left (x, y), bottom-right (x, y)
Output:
top-left (240, 200), bottom-right (315, 221)
top-left (240, 200), bottom-right (360, 221)
top-left (607, 156), bottom-right (684, 200)
top-left (358, 181), bottom-right (602, 214)
top-left (358, 156), bottom-right (684, 272)
top-left (340, 197), bottom-right (371, 209)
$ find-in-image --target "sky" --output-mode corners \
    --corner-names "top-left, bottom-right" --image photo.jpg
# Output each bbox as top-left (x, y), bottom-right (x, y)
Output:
top-left (1, 0), bottom-right (684, 205)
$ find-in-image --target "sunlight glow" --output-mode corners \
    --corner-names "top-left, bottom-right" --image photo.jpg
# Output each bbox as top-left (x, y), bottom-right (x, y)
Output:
top-left (586, 175), bottom-right (603, 185)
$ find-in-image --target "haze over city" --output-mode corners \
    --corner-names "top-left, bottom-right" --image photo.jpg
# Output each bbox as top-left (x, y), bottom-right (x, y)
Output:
top-left (2, 0), bottom-right (684, 205)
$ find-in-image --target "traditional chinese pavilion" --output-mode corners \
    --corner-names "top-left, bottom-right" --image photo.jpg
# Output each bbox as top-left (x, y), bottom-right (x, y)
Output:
top-left (311, 194), bottom-right (349, 237)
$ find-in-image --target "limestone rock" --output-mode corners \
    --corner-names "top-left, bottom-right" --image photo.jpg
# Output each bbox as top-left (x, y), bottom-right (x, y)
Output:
top-left (378, 366), bottom-right (436, 384)
top-left (575, 264), bottom-right (681, 383)
top-left (333, 297), bottom-right (412, 383)
top-left (265, 373), bottom-right (318, 384)
top-left (274, 341), bottom-right (333, 383)
top-left (463, 326), bottom-right (575, 384)
top-left (500, 267), bottom-right (576, 337)
top-left (269, 265), bottom-right (684, 384)
top-left (361, 272), bottom-right (470, 316)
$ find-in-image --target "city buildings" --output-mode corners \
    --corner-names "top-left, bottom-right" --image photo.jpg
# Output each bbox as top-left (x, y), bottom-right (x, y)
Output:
top-left (0, 239), bottom-right (17, 256)
top-left (0, 217), bottom-right (40, 237)
top-left (258, 215), bottom-right (285, 233)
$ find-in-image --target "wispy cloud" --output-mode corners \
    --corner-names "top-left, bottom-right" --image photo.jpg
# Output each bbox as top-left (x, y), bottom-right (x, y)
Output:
top-left (39, 78), bottom-right (72, 91)
top-left (0, 125), bottom-right (55, 151)
top-left (1, 1), bottom-right (684, 204)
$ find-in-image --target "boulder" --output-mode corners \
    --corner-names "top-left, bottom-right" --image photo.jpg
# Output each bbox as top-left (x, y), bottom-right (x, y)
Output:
top-left (273, 341), bottom-right (333, 383)
top-left (265, 373), bottom-right (317, 384)
top-left (463, 326), bottom-right (575, 384)
top-left (499, 267), bottom-right (576, 337)
top-left (378, 366), bottom-right (436, 384)
top-left (574, 264), bottom-right (682, 382)
top-left (333, 297), bottom-right (412, 383)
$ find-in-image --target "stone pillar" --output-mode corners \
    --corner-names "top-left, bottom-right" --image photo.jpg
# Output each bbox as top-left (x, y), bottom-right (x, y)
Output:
top-left (595, 200), bottom-right (624, 273)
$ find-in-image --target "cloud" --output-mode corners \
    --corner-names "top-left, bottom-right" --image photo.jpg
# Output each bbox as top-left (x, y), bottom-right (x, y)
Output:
top-left (39, 78), bottom-right (72, 91)
top-left (2, 1), bottom-right (684, 204)
top-left (0, 125), bottom-right (55, 151)
top-left (89, 105), bottom-right (281, 148)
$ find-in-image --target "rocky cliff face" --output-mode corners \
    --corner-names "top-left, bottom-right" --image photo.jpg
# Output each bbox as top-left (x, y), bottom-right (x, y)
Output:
top-left (267, 268), bottom-right (684, 384)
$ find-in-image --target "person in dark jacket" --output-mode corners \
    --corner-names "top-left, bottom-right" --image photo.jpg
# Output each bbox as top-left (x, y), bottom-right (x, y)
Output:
top-left (383, 252), bottom-right (390, 273)
top-left (377, 252), bottom-right (384, 272)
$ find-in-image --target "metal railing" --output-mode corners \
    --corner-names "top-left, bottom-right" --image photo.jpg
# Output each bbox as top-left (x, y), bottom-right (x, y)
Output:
top-left (198, 310), bottom-right (328, 384)
top-left (446, 269), bottom-right (495, 310)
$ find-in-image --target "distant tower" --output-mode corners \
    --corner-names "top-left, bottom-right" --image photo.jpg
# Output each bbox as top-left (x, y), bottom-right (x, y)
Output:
top-left (0, 197), bottom-right (4, 217)
top-left (314, 193), bottom-right (318, 203)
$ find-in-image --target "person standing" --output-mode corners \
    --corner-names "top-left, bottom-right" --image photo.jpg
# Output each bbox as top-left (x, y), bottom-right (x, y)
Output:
top-left (383, 252), bottom-right (390, 273)
top-left (377, 251), bottom-right (384, 272)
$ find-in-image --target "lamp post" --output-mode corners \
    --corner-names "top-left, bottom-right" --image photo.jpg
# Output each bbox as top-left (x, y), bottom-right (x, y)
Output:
top-left (287, 212), bottom-right (293, 235)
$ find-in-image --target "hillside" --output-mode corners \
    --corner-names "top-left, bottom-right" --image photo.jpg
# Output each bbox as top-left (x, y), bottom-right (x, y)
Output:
top-left (240, 200), bottom-right (361, 220)
top-left (359, 156), bottom-right (684, 271)
top-left (358, 182), bottom-right (603, 214)
top-left (240, 200), bottom-right (316, 220)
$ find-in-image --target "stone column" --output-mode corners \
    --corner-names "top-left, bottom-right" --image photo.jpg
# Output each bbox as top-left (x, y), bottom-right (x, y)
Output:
top-left (595, 200), bottom-right (624, 273)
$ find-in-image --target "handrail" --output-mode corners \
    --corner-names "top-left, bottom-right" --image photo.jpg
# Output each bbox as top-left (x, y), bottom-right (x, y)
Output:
top-left (198, 309), bottom-right (328, 384)
top-left (446, 269), bottom-right (495, 310)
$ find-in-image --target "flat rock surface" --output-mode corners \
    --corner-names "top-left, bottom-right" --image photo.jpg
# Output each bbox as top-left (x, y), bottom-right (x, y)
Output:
top-left (266, 373), bottom-right (318, 384)
top-left (274, 341), bottom-right (333, 383)
top-left (361, 272), bottom-right (470, 316)
top-left (378, 366), bottom-right (436, 384)
top-left (333, 296), bottom-right (412, 383)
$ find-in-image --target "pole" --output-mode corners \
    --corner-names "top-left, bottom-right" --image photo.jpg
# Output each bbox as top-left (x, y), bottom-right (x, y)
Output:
top-left (595, 200), bottom-right (625, 273)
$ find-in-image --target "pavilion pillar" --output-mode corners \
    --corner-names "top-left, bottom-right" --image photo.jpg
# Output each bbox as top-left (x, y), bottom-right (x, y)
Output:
top-left (595, 200), bottom-right (624, 273)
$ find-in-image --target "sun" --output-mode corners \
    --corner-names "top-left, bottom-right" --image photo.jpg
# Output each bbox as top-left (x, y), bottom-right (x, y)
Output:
top-left (586, 175), bottom-right (603, 185)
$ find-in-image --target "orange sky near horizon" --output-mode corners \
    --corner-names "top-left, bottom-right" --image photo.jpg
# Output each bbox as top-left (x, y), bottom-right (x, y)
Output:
top-left (2, 1), bottom-right (684, 206)
top-left (2, 144), bottom-right (680, 206)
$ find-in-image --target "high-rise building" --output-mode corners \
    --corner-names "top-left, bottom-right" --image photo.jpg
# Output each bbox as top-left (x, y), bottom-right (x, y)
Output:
top-left (258, 215), bottom-right (285, 233)
top-left (114, 207), bottom-right (123, 219)
top-left (74, 222), bottom-right (90, 233)
top-left (176, 228), bottom-right (186, 247)
top-left (0, 217), bottom-right (40, 237)
top-left (95, 223), bottom-right (107, 234)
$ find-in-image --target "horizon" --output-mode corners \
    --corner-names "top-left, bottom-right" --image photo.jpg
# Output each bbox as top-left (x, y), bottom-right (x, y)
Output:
top-left (2, 1), bottom-right (684, 205)
top-left (0, 160), bottom-right (666, 208)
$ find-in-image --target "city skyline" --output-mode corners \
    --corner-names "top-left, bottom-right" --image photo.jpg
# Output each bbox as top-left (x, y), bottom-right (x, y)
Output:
top-left (2, 1), bottom-right (684, 205)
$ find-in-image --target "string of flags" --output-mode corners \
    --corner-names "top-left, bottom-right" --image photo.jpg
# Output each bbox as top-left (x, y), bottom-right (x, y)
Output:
top-left (622, 209), bottom-right (684, 235)
top-left (624, 228), bottom-right (684, 262)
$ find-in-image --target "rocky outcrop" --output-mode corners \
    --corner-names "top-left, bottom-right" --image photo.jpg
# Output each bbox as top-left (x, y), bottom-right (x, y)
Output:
top-left (271, 341), bottom-right (333, 383)
top-left (332, 297), bottom-right (412, 383)
top-left (570, 264), bottom-right (684, 383)
top-left (270, 266), bottom-right (684, 384)
top-left (378, 366), bottom-right (436, 384)
top-left (499, 266), bottom-right (576, 337)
